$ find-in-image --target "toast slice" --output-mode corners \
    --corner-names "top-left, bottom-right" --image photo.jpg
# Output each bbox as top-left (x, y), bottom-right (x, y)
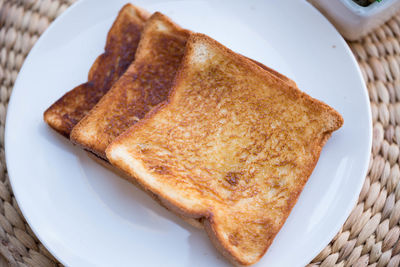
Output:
top-left (70, 12), bottom-right (191, 159)
top-left (43, 4), bottom-right (149, 137)
top-left (106, 34), bottom-right (343, 265)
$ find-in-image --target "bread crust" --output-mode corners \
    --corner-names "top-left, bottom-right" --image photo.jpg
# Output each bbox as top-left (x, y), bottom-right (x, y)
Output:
top-left (43, 4), bottom-right (149, 137)
top-left (107, 33), bottom-right (343, 265)
top-left (244, 56), bottom-right (297, 88)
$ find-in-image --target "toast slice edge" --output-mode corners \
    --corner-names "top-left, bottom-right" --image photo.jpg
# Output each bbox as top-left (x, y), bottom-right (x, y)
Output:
top-left (43, 4), bottom-right (150, 137)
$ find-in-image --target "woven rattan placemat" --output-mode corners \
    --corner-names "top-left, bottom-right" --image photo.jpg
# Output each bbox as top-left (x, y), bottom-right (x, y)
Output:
top-left (0, 0), bottom-right (398, 266)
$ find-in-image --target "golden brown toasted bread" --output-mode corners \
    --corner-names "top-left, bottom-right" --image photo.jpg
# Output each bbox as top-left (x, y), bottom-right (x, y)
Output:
top-left (106, 33), bottom-right (343, 265)
top-left (246, 57), bottom-right (296, 88)
top-left (70, 12), bottom-right (191, 159)
top-left (43, 4), bottom-right (149, 137)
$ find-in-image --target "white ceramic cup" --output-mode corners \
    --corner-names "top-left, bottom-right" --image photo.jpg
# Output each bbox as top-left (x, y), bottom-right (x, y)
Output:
top-left (309, 0), bottom-right (400, 40)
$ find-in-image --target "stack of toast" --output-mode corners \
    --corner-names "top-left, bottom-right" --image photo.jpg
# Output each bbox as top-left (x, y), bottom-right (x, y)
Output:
top-left (44, 4), bottom-right (343, 266)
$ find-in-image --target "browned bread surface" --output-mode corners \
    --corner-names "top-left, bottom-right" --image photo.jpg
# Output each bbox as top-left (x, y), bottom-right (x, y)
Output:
top-left (43, 4), bottom-right (149, 137)
top-left (106, 33), bottom-right (343, 265)
top-left (70, 12), bottom-right (191, 158)
top-left (245, 57), bottom-right (296, 88)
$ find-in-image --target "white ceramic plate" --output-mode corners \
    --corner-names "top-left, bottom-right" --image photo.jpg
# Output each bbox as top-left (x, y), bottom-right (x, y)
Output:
top-left (5, 0), bottom-right (371, 266)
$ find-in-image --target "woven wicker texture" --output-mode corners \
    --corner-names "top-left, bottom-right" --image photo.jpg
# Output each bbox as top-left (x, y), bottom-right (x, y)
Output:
top-left (0, 0), bottom-right (397, 266)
